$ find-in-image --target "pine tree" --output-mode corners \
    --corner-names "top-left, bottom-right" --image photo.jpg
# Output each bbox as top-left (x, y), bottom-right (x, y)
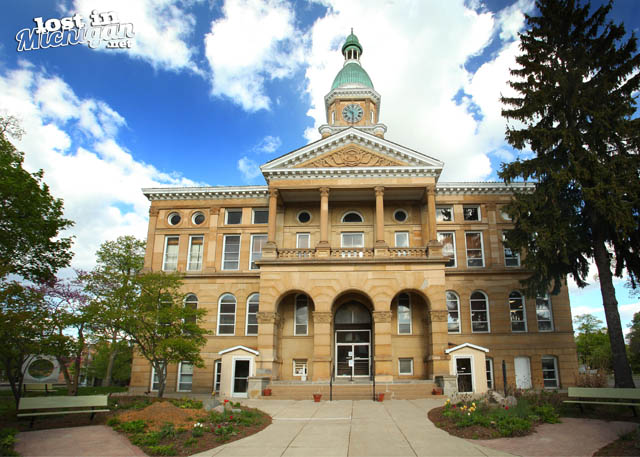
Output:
top-left (500, 0), bottom-right (640, 387)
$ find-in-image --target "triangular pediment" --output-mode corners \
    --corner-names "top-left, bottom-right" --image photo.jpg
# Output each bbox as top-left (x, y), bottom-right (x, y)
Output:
top-left (261, 128), bottom-right (444, 174)
top-left (295, 144), bottom-right (408, 168)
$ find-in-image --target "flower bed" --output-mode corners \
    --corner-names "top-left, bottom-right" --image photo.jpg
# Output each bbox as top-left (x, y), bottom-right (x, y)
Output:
top-left (429, 392), bottom-right (561, 439)
top-left (108, 399), bottom-right (271, 456)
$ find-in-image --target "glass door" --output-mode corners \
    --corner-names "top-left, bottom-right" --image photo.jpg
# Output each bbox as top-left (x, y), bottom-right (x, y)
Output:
top-left (232, 359), bottom-right (250, 397)
top-left (335, 330), bottom-right (370, 377)
top-left (456, 357), bottom-right (473, 393)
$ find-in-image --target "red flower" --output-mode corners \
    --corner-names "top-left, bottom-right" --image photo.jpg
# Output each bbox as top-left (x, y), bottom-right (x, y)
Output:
top-left (229, 415), bottom-right (233, 420)
top-left (505, 406), bottom-right (509, 410)
top-left (217, 425), bottom-right (221, 428)
top-left (224, 399), bottom-right (229, 403)
top-left (452, 405), bottom-right (456, 408)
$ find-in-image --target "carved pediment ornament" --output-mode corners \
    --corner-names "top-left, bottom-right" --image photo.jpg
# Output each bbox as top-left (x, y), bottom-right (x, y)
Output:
top-left (304, 147), bottom-right (403, 168)
top-left (372, 311), bottom-right (392, 323)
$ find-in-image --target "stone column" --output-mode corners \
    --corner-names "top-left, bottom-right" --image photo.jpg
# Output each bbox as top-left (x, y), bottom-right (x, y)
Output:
top-left (143, 207), bottom-right (159, 271)
top-left (374, 186), bottom-right (387, 249)
top-left (373, 310), bottom-right (393, 382)
top-left (263, 189), bottom-right (278, 260)
top-left (427, 309), bottom-right (450, 379)
top-left (205, 207), bottom-right (219, 272)
top-left (312, 311), bottom-right (332, 381)
top-left (256, 311), bottom-right (280, 379)
top-left (317, 187), bottom-right (330, 256)
top-left (426, 185), bottom-right (443, 258)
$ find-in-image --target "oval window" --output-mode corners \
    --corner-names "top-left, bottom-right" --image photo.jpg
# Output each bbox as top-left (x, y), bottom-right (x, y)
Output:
top-left (192, 212), bottom-right (205, 225)
top-left (297, 211), bottom-right (311, 223)
top-left (394, 209), bottom-right (408, 222)
top-left (168, 212), bottom-right (181, 226)
top-left (28, 359), bottom-right (54, 379)
top-left (341, 211), bottom-right (363, 223)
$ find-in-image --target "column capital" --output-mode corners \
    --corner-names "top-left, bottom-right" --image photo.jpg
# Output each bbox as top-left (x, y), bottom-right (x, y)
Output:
top-left (319, 187), bottom-right (330, 198)
top-left (373, 310), bottom-right (392, 323)
top-left (269, 188), bottom-right (279, 199)
top-left (257, 311), bottom-right (280, 324)
top-left (149, 207), bottom-right (159, 217)
top-left (374, 186), bottom-right (384, 197)
top-left (312, 311), bottom-right (332, 324)
top-left (426, 184), bottom-right (436, 196)
top-left (428, 310), bottom-right (449, 323)
top-left (209, 207), bottom-right (220, 215)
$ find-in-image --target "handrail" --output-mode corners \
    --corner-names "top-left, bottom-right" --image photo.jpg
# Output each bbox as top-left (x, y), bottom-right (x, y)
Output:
top-left (330, 360), bottom-right (334, 401)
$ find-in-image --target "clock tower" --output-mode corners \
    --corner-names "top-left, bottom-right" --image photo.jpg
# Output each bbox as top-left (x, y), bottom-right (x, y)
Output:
top-left (319, 30), bottom-right (387, 138)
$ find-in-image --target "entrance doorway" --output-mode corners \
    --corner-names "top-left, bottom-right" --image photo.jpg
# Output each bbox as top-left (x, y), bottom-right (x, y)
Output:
top-left (515, 356), bottom-right (532, 389)
top-left (455, 357), bottom-right (474, 393)
top-left (232, 359), bottom-right (250, 397)
top-left (334, 301), bottom-right (372, 378)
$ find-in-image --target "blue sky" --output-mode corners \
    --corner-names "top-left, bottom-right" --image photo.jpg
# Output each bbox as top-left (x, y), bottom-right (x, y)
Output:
top-left (1, 0), bottom-right (638, 332)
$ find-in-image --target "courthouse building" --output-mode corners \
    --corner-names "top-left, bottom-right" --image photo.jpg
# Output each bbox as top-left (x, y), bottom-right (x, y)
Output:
top-left (130, 32), bottom-right (578, 398)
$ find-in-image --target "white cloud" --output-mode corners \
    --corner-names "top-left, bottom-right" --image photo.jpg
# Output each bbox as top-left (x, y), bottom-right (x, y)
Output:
top-left (0, 63), bottom-right (200, 270)
top-left (253, 135), bottom-right (282, 154)
top-left (301, 0), bottom-right (534, 181)
top-left (203, 0), bottom-right (305, 111)
top-left (237, 156), bottom-right (262, 180)
top-left (68, 0), bottom-right (201, 73)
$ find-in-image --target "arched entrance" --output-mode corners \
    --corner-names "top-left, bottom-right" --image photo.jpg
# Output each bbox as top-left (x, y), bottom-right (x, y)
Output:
top-left (334, 301), bottom-right (372, 378)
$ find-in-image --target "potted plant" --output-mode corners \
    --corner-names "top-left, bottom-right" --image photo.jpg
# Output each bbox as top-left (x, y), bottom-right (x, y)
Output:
top-left (262, 388), bottom-right (272, 396)
top-left (377, 393), bottom-right (385, 402)
top-left (313, 393), bottom-right (322, 402)
top-left (432, 387), bottom-right (443, 395)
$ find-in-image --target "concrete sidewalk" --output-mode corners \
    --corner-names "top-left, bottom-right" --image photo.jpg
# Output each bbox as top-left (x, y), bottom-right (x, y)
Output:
top-left (192, 399), bottom-right (514, 457)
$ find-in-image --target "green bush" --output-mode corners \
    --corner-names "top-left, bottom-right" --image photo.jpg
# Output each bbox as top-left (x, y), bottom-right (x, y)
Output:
top-left (0, 428), bottom-right (19, 457)
top-left (119, 419), bottom-right (147, 433)
top-left (106, 417), bottom-right (121, 427)
top-left (213, 424), bottom-right (237, 442)
top-left (532, 404), bottom-right (560, 423)
top-left (494, 416), bottom-right (532, 437)
top-left (169, 398), bottom-right (202, 409)
top-left (130, 432), bottom-right (162, 447)
top-left (146, 444), bottom-right (176, 456)
top-left (184, 437), bottom-right (198, 447)
top-left (158, 423), bottom-right (177, 439)
top-left (234, 409), bottom-right (264, 426)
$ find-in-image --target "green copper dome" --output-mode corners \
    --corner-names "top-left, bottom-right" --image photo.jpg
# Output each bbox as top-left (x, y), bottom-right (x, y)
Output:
top-left (331, 62), bottom-right (374, 90)
top-left (342, 31), bottom-right (363, 55)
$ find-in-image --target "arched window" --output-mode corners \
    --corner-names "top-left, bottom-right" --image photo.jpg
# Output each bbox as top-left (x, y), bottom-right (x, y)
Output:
top-left (294, 294), bottom-right (309, 335)
top-left (446, 291), bottom-right (460, 333)
top-left (396, 293), bottom-right (411, 334)
top-left (470, 291), bottom-right (490, 333)
top-left (246, 293), bottom-right (259, 336)
top-left (217, 293), bottom-right (236, 335)
top-left (341, 211), bottom-right (363, 223)
top-left (335, 302), bottom-right (371, 325)
top-left (509, 291), bottom-right (527, 332)
top-left (183, 293), bottom-right (198, 325)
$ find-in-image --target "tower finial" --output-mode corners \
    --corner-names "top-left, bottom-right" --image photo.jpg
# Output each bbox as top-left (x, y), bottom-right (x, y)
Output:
top-left (351, 27), bottom-right (353, 34)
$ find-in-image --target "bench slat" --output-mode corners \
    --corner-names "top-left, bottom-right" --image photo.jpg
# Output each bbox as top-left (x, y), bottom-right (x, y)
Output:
top-left (563, 400), bottom-right (639, 406)
top-left (567, 387), bottom-right (640, 400)
top-left (17, 409), bottom-right (110, 418)
top-left (19, 395), bottom-right (109, 410)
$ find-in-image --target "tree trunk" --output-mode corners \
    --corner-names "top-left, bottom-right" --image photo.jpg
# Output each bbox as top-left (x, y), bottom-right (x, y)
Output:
top-left (57, 356), bottom-right (74, 395)
top-left (102, 336), bottom-right (118, 387)
top-left (71, 355), bottom-right (81, 396)
top-left (4, 356), bottom-right (22, 408)
top-left (592, 235), bottom-right (635, 388)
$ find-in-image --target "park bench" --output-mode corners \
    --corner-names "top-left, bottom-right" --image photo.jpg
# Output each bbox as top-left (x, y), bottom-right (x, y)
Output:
top-left (18, 394), bottom-right (110, 427)
top-left (564, 387), bottom-right (640, 416)
top-left (22, 383), bottom-right (55, 395)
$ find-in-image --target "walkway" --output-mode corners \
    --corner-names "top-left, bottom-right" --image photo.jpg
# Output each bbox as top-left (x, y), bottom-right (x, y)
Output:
top-left (192, 398), bottom-right (513, 457)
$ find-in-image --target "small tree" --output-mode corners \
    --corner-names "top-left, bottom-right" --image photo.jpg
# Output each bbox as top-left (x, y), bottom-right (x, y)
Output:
top-left (500, 0), bottom-right (640, 387)
top-left (119, 272), bottom-right (208, 398)
top-left (574, 314), bottom-right (612, 370)
top-left (628, 312), bottom-right (640, 373)
top-left (87, 340), bottom-right (133, 385)
top-left (82, 236), bottom-right (145, 386)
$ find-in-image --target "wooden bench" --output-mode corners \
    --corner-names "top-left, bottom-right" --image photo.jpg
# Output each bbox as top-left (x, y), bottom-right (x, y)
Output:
top-left (23, 383), bottom-right (55, 395)
top-left (18, 395), bottom-right (110, 427)
top-left (564, 387), bottom-right (640, 416)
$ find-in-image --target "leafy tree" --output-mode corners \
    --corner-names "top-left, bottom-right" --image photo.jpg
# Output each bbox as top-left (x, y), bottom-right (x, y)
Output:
top-left (574, 314), bottom-right (612, 370)
top-left (0, 115), bottom-right (73, 283)
top-left (500, 0), bottom-right (640, 387)
top-left (628, 312), bottom-right (640, 373)
top-left (87, 340), bottom-right (133, 385)
top-left (119, 272), bottom-right (208, 398)
top-left (82, 236), bottom-right (145, 386)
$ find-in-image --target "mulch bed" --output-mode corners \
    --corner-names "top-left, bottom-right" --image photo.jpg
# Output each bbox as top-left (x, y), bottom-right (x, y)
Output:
top-left (593, 428), bottom-right (640, 456)
top-left (428, 406), bottom-right (502, 439)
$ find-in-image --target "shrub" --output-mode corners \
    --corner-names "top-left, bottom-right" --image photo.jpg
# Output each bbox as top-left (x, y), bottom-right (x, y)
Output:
top-left (106, 417), bottom-right (121, 427)
top-left (146, 444), bottom-right (176, 456)
top-left (158, 423), bottom-right (177, 439)
top-left (184, 437), bottom-right (198, 447)
top-left (192, 422), bottom-right (205, 437)
top-left (213, 424), bottom-right (237, 442)
top-left (532, 404), bottom-right (560, 424)
top-left (169, 398), bottom-right (203, 409)
top-left (0, 428), bottom-right (19, 457)
top-left (235, 409), bottom-right (264, 426)
top-left (130, 432), bottom-right (162, 447)
top-left (495, 415), bottom-right (532, 436)
top-left (576, 371), bottom-right (607, 387)
top-left (120, 419), bottom-right (147, 433)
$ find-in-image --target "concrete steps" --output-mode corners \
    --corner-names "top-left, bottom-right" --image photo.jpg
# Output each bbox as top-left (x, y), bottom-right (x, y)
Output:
top-left (265, 381), bottom-right (440, 400)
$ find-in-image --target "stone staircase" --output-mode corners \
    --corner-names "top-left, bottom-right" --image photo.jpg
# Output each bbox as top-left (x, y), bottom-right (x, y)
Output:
top-left (265, 380), bottom-right (440, 400)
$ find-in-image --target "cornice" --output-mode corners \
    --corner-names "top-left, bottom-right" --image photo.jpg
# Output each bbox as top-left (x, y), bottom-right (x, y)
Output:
top-left (436, 182), bottom-right (534, 195)
top-left (142, 186), bottom-right (268, 201)
top-left (324, 86), bottom-right (382, 110)
top-left (263, 166), bottom-right (442, 182)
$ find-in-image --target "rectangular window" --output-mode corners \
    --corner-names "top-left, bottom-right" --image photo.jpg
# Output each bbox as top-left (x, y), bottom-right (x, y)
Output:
top-left (214, 360), bottom-right (221, 393)
top-left (252, 208), bottom-right (268, 224)
top-left (187, 235), bottom-right (204, 271)
top-left (150, 363), bottom-right (166, 391)
top-left (437, 232), bottom-right (456, 268)
top-left (536, 295), bottom-right (554, 331)
top-left (293, 359), bottom-right (308, 377)
top-left (436, 206), bottom-right (453, 222)
top-left (465, 232), bottom-right (484, 267)
top-left (222, 235), bottom-right (240, 270)
top-left (177, 362), bottom-right (193, 392)
top-left (486, 358), bottom-right (494, 390)
top-left (503, 232), bottom-right (520, 267)
top-left (509, 292), bottom-right (527, 332)
top-left (398, 358), bottom-right (413, 375)
top-left (225, 209), bottom-right (242, 225)
top-left (250, 234), bottom-right (267, 270)
top-left (395, 231), bottom-right (409, 247)
top-left (463, 206), bottom-right (481, 221)
top-left (397, 293), bottom-right (412, 334)
top-left (295, 295), bottom-right (308, 336)
top-left (162, 236), bottom-right (179, 271)
top-left (541, 356), bottom-right (559, 388)
top-left (341, 232), bottom-right (364, 248)
top-left (296, 233), bottom-right (310, 248)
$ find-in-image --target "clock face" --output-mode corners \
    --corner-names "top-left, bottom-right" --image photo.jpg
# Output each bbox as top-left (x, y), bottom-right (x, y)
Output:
top-left (342, 104), bottom-right (364, 123)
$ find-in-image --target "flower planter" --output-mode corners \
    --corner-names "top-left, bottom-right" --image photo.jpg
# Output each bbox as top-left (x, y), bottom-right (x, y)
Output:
top-left (377, 393), bottom-right (385, 402)
top-left (313, 393), bottom-right (322, 402)
top-left (262, 388), bottom-right (272, 397)
top-left (432, 387), bottom-right (443, 395)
